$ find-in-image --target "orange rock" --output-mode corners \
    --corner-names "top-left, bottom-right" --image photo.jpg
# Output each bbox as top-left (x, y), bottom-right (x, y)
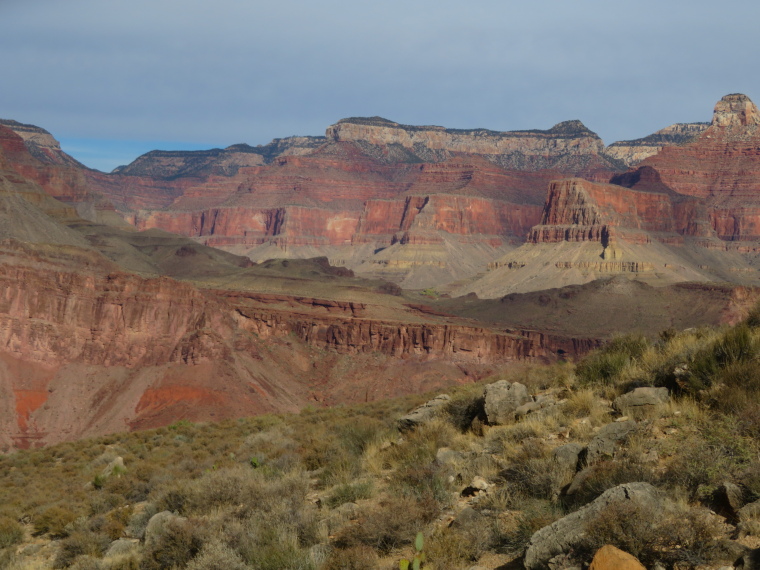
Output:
top-left (588, 545), bottom-right (646, 570)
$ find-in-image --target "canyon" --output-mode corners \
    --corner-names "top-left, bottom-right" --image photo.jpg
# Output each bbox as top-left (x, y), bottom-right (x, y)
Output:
top-left (3, 94), bottom-right (760, 449)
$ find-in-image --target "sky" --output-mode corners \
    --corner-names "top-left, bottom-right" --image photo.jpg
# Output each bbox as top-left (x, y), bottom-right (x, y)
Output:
top-left (1, 0), bottom-right (758, 172)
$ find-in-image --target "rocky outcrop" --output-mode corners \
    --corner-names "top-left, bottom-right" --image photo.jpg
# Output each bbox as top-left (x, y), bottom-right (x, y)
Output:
top-left (0, 119), bottom-right (86, 168)
top-left (588, 545), bottom-right (646, 570)
top-left (523, 482), bottom-right (661, 569)
top-left (0, 125), bottom-right (98, 204)
top-left (397, 394), bottom-right (451, 431)
top-left (606, 122), bottom-right (709, 166)
top-left (483, 380), bottom-right (531, 424)
top-left (613, 387), bottom-right (669, 412)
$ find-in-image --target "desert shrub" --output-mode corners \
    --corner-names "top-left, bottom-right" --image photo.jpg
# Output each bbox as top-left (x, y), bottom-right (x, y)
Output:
top-left (661, 325), bottom-right (760, 394)
top-left (500, 443), bottom-right (561, 502)
top-left (321, 545), bottom-right (378, 570)
top-left (579, 500), bottom-right (724, 567)
top-left (90, 492), bottom-right (126, 516)
top-left (68, 556), bottom-right (104, 570)
top-left (0, 517), bottom-right (23, 549)
top-left (445, 393), bottom-right (486, 433)
top-left (576, 334), bottom-right (649, 387)
top-left (745, 302), bottom-right (760, 329)
top-left (141, 517), bottom-right (206, 570)
top-left (33, 505), bottom-right (78, 538)
top-left (333, 496), bottom-right (438, 554)
top-left (426, 517), bottom-right (495, 568)
top-left (576, 351), bottom-right (630, 387)
top-left (55, 530), bottom-right (110, 568)
top-left (660, 417), bottom-right (756, 499)
top-left (390, 463), bottom-right (450, 508)
top-left (185, 541), bottom-right (247, 570)
top-left (494, 499), bottom-right (560, 555)
top-left (126, 504), bottom-right (158, 541)
top-left (235, 522), bottom-right (316, 570)
top-left (560, 459), bottom-right (655, 510)
top-left (104, 553), bottom-right (141, 570)
top-left (0, 549), bottom-right (16, 570)
top-left (325, 481), bottom-right (373, 508)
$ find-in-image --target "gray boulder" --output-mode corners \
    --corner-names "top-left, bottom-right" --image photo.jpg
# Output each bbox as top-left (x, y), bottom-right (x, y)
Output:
top-left (523, 482), bottom-right (661, 570)
top-left (613, 387), bottom-right (669, 412)
top-left (105, 538), bottom-right (139, 558)
top-left (585, 420), bottom-right (637, 465)
top-left (143, 511), bottom-right (186, 550)
top-left (484, 381), bottom-right (531, 425)
top-left (551, 443), bottom-right (583, 499)
top-left (740, 499), bottom-right (760, 522)
top-left (553, 443), bottom-right (583, 474)
top-left (397, 394), bottom-right (451, 431)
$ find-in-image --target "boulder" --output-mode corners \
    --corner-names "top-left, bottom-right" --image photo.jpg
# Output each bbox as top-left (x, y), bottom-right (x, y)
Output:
top-left (711, 481), bottom-right (745, 522)
top-left (551, 443), bottom-right (583, 498)
top-left (553, 443), bottom-right (583, 474)
top-left (613, 387), bottom-right (669, 412)
top-left (739, 499), bottom-right (760, 522)
top-left (143, 511), bottom-right (186, 550)
top-left (737, 548), bottom-right (760, 570)
top-left (585, 420), bottom-right (637, 465)
top-left (523, 482), bottom-right (661, 570)
top-left (435, 447), bottom-right (464, 466)
top-left (588, 545), bottom-right (645, 570)
top-left (450, 506), bottom-right (483, 528)
top-left (397, 394), bottom-right (451, 431)
top-left (105, 538), bottom-right (140, 558)
top-left (484, 381), bottom-right (531, 425)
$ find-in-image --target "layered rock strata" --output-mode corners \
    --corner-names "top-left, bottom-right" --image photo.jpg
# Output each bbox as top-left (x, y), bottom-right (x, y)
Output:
top-left (616, 94), bottom-right (760, 241)
top-left (605, 122), bottom-right (709, 166)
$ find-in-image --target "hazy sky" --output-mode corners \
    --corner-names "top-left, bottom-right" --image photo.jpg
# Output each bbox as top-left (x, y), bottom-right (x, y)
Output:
top-left (2, 0), bottom-right (758, 172)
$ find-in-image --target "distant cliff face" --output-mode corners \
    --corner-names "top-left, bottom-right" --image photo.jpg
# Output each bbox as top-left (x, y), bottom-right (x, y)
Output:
top-left (112, 136), bottom-right (327, 178)
top-left (618, 94), bottom-right (760, 241)
top-left (605, 123), bottom-right (709, 166)
top-left (326, 116), bottom-right (621, 174)
top-left (0, 120), bottom-right (85, 168)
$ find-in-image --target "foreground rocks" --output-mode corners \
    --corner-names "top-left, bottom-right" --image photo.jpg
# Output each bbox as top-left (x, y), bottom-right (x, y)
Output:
top-left (588, 545), bottom-right (646, 570)
top-left (483, 381), bottom-right (531, 425)
top-left (523, 482), bottom-right (661, 570)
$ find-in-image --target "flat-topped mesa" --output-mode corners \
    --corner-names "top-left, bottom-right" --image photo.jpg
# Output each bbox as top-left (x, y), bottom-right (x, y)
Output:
top-left (326, 117), bottom-right (616, 172)
top-left (712, 93), bottom-right (760, 127)
top-left (606, 122), bottom-right (709, 166)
